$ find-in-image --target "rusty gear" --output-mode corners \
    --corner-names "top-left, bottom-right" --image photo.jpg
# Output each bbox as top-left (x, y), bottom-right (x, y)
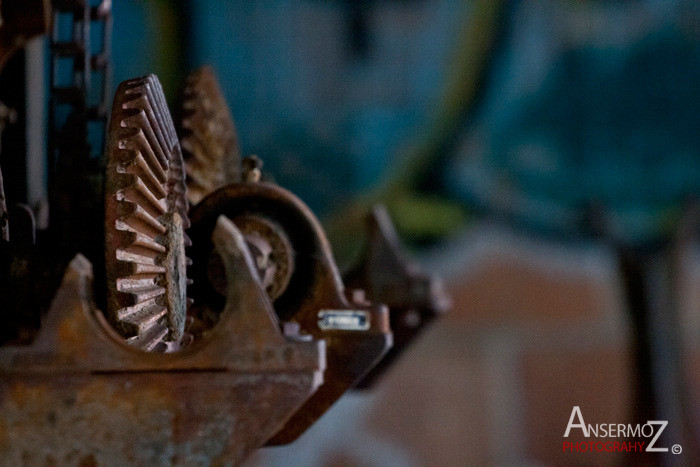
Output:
top-left (178, 66), bottom-right (241, 205)
top-left (104, 75), bottom-right (191, 351)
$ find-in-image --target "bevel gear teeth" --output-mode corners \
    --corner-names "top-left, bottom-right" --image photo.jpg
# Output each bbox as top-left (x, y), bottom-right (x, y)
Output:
top-left (178, 66), bottom-right (241, 205)
top-left (105, 74), bottom-right (191, 351)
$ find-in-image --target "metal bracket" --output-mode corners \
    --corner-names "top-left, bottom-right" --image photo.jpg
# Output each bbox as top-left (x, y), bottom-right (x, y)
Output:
top-left (188, 182), bottom-right (392, 445)
top-left (0, 216), bottom-right (325, 464)
top-left (345, 205), bottom-right (450, 388)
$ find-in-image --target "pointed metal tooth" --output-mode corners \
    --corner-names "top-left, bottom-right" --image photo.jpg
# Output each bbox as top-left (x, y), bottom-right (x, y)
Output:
top-left (118, 299), bottom-right (166, 325)
top-left (126, 320), bottom-right (169, 351)
top-left (117, 229), bottom-right (166, 253)
top-left (119, 283), bottom-right (166, 304)
top-left (116, 203), bottom-right (167, 238)
top-left (125, 151), bottom-right (168, 198)
top-left (121, 177), bottom-right (166, 219)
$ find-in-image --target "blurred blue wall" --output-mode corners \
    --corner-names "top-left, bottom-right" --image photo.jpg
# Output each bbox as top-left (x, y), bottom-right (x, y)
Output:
top-left (112, 0), bottom-right (465, 217)
top-left (110, 0), bottom-right (700, 245)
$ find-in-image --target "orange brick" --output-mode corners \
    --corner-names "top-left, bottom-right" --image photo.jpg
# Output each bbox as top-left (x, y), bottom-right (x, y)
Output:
top-left (442, 231), bottom-right (623, 329)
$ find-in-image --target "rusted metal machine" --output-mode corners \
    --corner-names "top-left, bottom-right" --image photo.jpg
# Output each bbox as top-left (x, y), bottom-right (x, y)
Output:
top-left (345, 204), bottom-right (450, 388)
top-left (0, 218), bottom-right (325, 464)
top-left (179, 67), bottom-right (394, 444)
top-left (0, 2), bottom-right (327, 456)
top-left (0, 2), bottom-right (449, 461)
top-left (188, 181), bottom-right (393, 445)
top-left (1, 57), bottom-right (327, 462)
top-left (178, 64), bottom-right (450, 421)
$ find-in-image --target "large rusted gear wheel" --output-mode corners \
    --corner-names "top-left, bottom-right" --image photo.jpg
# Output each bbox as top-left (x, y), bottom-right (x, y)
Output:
top-left (104, 74), bottom-right (191, 351)
top-left (178, 66), bottom-right (241, 206)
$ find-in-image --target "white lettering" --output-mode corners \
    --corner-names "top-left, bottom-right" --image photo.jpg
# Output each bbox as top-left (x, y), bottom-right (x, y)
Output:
top-left (564, 406), bottom-right (589, 437)
top-left (646, 421), bottom-right (668, 452)
top-left (627, 424), bottom-right (640, 438)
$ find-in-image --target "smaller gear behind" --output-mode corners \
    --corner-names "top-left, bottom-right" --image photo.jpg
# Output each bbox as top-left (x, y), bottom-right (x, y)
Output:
top-left (104, 75), bottom-right (191, 351)
top-left (178, 66), bottom-right (241, 205)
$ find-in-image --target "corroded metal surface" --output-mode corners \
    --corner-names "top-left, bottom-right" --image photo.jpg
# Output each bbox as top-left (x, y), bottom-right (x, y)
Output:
top-left (345, 205), bottom-right (450, 388)
top-left (104, 75), bottom-right (191, 350)
top-left (0, 216), bottom-right (325, 464)
top-left (178, 66), bottom-right (241, 205)
top-left (188, 182), bottom-right (392, 445)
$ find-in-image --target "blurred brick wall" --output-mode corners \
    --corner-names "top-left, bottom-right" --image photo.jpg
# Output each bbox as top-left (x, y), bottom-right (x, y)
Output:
top-left (252, 225), bottom-right (700, 466)
top-left (359, 226), bottom-right (634, 465)
top-left (677, 242), bottom-right (700, 452)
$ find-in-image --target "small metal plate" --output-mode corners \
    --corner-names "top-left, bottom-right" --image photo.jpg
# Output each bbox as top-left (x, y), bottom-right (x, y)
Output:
top-left (318, 310), bottom-right (370, 331)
